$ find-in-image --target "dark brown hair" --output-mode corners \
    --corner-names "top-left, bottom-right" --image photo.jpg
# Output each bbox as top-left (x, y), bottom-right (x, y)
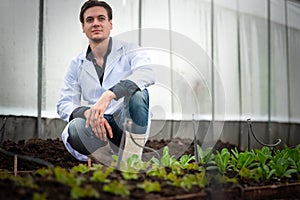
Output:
top-left (79, 0), bottom-right (113, 23)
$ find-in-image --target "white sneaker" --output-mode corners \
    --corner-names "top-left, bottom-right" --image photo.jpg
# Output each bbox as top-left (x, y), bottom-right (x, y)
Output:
top-left (121, 131), bottom-right (146, 163)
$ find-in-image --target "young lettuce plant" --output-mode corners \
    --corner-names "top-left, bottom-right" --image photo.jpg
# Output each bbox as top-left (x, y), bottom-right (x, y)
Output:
top-left (254, 146), bottom-right (275, 181)
top-left (70, 185), bottom-right (100, 199)
top-left (231, 148), bottom-right (257, 180)
top-left (269, 148), bottom-right (298, 179)
top-left (196, 145), bottom-right (217, 171)
top-left (121, 154), bottom-right (150, 180)
top-left (103, 180), bottom-right (130, 197)
top-left (288, 144), bottom-right (300, 178)
top-left (160, 146), bottom-right (179, 168)
top-left (179, 154), bottom-right (195, 168)
top-left (90, 166), bottom-right (114, 183)
top-left (213, 148), bottom-right (239, 184)
top-left (214, 148), bottom-right (231, 174)
top-left (71, 163), bottom-right (90, 174)
top-left (137, 180), bottom-right (161, 193)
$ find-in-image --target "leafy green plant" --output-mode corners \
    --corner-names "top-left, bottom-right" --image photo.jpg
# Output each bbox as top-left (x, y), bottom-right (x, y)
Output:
top-left (54, 166), bottom-right (85, 186)
top-left (71, 184), bottom-right (100, 199)
top-left (122, 171), bottom-right (139, 180)
top-left (0, 170), bottom-right (38, 189)
top-left (287, 144), bottom-right (300, 177)
top-left (253, 146), bottom-right (275, 181)
top-left (14, 175), bottom-right (38, 189)
top-left (34, 167), bottom-right (53, 177)
top-left (90, 167), bottom-right (113, 183)
top-left (196, 145), bottom-right (215, 168)
top-left (103, 180), bottom-right (130, 197)
top-left (195, 171), bottom-right (209, 187)
top-left (160, 146), bottom-right (179, 167)
top-left (71, 163), bottom-right (90, 174)
top-left (255, 162), bottom-right (275, 181)
top-left (180, 174), bottom-right (198, 190)
top-left (137, 180), bottom-right (161, 193)
top-left (269, 148), bottom-right (297, 178)
top-left (147, 165), bottom-right (167, 178)
top-left (215, 148), bottom-right (231, 174)
top-left (231, 148), bottom-right (256, 171)
top-left (179, 154), bottom-right (195, 168)
top-left (166, 171), bottom-right (180, 187)
top-left (231, 148), bottom-right (258, 180)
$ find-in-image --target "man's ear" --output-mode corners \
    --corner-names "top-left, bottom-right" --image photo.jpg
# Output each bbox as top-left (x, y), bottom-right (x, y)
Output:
top-left (81, 23), bottom-right (85, 33)
top-left (109, 20), bottom-right (113, 30)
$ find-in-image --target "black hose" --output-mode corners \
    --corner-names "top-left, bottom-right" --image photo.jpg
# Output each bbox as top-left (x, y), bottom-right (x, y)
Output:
top-left (0, 147), bottom-right (54, 169)
top-left (247, 119), bottom-right (281, 149)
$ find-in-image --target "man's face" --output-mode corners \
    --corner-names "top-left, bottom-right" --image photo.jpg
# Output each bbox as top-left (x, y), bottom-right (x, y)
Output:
top-left (82, 6), bottom-right (112, 43)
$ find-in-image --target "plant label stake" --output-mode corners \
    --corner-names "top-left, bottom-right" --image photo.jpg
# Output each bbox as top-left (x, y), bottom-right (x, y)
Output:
top-left (88, 158), bottom-right (92, 169)
top-left (14, 155), bottom-right (17, 176)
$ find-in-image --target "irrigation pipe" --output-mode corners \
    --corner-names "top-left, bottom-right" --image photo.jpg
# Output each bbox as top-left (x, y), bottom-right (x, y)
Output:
top-left (247, 118), bottom-right (281, 149)
top-left (0, 147), bottom-right (54, 169)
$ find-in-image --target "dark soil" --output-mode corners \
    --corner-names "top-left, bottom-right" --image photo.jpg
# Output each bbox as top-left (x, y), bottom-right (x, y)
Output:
top-left (0, 138), bottom-right (237, 171)
top-left (0, 138), bottom-right (299, 200)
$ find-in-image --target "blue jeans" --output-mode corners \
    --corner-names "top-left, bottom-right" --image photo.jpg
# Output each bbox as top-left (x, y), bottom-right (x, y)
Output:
top-left (67, 89), bottom-right (149, 155)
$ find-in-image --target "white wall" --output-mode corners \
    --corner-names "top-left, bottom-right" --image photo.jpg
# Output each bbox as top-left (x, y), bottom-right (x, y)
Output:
top-left (1, 0), bottom-right (300, 125)
top-left (0, 0), bottom-right (39, 115)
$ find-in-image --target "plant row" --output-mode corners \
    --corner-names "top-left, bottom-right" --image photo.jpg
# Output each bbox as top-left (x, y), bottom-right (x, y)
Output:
top-left (0, 144), bottom-right (299, 199)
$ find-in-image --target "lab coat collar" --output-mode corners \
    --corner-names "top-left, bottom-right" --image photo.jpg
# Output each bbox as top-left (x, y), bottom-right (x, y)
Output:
top-left (78, 38), bottom-right (125, 82)
top-left (78, 38), bottom-right (124, 62)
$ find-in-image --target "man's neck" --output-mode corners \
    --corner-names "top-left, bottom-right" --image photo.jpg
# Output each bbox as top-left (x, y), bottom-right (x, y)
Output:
top-left (90, 37), bottom-right (110, 59)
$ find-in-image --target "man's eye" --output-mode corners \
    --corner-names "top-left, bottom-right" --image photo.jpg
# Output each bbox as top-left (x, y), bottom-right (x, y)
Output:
top-left (86, 18), bottom-right (93, 23)
top-left (98, 16), bottom-right (106, 21)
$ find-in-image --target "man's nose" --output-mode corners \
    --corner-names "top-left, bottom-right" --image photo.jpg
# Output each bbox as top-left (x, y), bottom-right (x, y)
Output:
top-left (92, 18), bottom-right (101, 26)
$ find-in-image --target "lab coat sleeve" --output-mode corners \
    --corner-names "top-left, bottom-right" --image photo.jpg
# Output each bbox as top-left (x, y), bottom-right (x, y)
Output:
top-left (57, 57), bottom-right (83, 122)
top-left (124, 44), bottom-right (156, 90)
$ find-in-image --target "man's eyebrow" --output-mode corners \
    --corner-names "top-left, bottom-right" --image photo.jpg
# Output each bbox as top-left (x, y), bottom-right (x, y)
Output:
top-left (97, 14), bottom-right (107, 18)
top-left (86, 14), bottom-right (106, 19)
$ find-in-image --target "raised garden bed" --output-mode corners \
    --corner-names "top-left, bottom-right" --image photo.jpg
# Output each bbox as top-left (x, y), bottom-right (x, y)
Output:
top-left (0, 138), bottom-right (299, 200)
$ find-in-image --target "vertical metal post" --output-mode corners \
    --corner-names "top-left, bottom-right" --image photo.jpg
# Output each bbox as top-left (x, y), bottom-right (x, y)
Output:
top-left (168, 0), bottom-right (174, 139)
top-left (211, 0), bottom-right (215, 140)
top-left (138, 0), bottom-right (142, 46)
top-left (267, 0), bottom-right (272, 143)
top-left (236, 0), bottom-right (243, 148)
top-left (284, 0), bottom-right (291, 144)
top-left (37, 0), bottom-right (44, 138)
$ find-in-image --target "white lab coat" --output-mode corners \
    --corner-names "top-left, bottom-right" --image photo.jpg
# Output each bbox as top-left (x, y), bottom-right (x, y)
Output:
top-left (57, 38), bottom-right (155, 161)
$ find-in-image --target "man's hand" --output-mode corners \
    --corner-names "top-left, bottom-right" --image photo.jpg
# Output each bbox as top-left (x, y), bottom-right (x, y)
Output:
top-left (84, 90), bottom-right (116, 140)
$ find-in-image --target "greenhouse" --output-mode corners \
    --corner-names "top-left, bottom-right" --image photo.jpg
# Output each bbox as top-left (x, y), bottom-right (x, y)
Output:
top-left (0, 0), bottom-right (300, 199)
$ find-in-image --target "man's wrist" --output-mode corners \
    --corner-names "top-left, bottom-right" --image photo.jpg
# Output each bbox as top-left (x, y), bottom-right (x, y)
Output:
top-left (105, 90), bottom-right (116, 100)
top-left (83, 109), bottom-right (90, 119)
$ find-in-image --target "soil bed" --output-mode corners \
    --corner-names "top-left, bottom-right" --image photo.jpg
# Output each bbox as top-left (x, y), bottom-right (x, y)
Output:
top-left (0, 138), bottom-right (299, 200)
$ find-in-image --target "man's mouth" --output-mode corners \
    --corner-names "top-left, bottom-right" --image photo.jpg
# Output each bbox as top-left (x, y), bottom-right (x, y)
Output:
top-left (92, 30), bottom-right (102, 33)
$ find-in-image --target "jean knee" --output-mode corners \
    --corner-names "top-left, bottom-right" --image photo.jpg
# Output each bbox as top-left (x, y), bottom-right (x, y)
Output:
top-left (128, 89), bottom-right (149, 133)
top-left (130, 89), bottom-right (149, 106)
top-left (68, 118), bottom-right (85, 140)
top-left (67, 118), bottom-right (90, 155)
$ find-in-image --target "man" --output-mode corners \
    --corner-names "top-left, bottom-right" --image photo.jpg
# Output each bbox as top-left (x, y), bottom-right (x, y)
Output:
top-left (57, 0), bottom-right (155, 165)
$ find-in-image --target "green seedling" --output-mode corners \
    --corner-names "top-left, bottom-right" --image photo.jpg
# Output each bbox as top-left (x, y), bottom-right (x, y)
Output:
top-left (71, 185), bottom-right (100, 199)
top-left (103, 180), bottom-right (130, 197)
top-left (71, 163), bottom-right (90, 174)
top-left (137, 180), bottom-right (161, 193)
top-left (90, 167), bottom-right (113, 183)
top-left (215, 148), bottom-right (231, 174)
top-left (196, 145), bottom-right (216, 170)
top-left (160, 146), bottom-right (179, 167)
